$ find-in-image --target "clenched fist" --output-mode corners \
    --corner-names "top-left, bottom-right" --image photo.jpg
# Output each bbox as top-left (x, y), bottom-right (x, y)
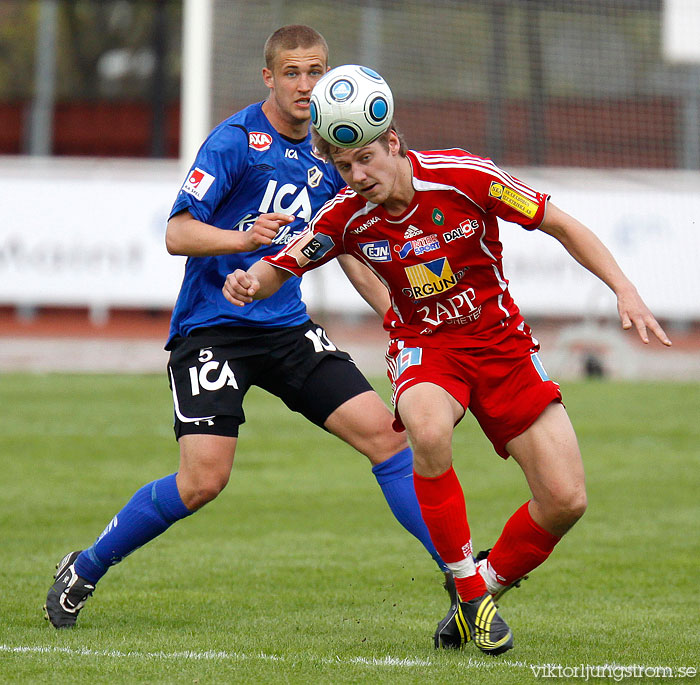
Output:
top-left (222, 269), bottom-right (260, 306)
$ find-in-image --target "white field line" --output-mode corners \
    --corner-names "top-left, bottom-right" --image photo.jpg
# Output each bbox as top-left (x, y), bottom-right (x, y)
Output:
top-left (1, 643), bottom-right (531, 670)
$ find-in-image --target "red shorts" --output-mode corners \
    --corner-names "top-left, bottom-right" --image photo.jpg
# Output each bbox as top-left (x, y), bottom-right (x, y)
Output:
top-left (385, 324), bottom-right (562, 459)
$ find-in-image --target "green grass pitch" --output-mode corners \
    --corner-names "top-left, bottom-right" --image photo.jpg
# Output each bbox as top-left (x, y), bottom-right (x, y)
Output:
top-left (1, 373), bottom-right (698, 683)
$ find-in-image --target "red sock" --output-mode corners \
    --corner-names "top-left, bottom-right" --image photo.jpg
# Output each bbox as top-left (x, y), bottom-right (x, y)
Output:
top-left (487, 501), bottom-right (561, 585)
top-left (413, 466), bottom-right (486, 601)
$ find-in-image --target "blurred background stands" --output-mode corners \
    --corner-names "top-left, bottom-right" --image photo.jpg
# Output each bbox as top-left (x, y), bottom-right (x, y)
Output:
top-left (0, 0), bottom-right (699, 378)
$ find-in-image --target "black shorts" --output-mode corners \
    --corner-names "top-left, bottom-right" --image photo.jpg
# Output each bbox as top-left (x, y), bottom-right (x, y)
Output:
top-left (167, 320), bottom-right (373, 439)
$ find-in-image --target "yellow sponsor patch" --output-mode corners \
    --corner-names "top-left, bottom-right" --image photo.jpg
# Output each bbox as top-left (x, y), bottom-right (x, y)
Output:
top-left (404, 257), bottom-right (458, 299)
top-left (489, 181), bottom-right (538, 218)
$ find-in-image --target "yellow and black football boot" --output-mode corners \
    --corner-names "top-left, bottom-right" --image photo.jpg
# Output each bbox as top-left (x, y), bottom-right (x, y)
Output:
top-left (434, 588), bottom-right (514, 655)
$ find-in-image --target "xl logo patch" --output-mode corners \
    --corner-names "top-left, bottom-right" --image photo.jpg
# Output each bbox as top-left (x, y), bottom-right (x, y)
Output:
top-left (360, 240), bottom-right (391, 262)
top-left (395, 347), bottom-right (422, 377)
top-left (182, 167), bottom-right (215, 200)
top-left (249, 132), bottom-right (273, 151)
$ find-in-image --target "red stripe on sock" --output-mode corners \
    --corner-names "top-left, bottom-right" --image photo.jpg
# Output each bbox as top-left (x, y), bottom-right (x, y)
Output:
top-left (488, 501), bottom-right (561, 585)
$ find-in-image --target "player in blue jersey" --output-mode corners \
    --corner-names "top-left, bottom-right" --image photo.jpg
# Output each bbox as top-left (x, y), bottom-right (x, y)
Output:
top-left (44, 25), bottom-right (452, 630)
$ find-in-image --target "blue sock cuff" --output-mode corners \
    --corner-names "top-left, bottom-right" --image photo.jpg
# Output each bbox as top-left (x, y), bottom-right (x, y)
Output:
top-left (371, 447), bottom-right (413, 483)
top-left (75, 547), bottom-right (109, 583)
top-left (152, 473), bottom-right (192, 523)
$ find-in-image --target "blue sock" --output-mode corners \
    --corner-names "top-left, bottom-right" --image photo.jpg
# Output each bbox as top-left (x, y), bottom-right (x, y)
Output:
top-left (372, 447), bottom-right (448, 572)
top-left (74, 473), bottom-right (193, 584)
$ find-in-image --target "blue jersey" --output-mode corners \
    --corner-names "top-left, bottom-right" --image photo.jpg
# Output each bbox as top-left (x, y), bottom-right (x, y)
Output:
top-left (167, 101), bottom-right (345, 345)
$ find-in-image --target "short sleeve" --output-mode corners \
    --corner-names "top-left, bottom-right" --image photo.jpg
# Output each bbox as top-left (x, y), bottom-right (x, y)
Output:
top-left (264, 224), bottom-right (341, 277)
top-left (451, 154), bottom-right (549, 229)
top-left (169, 124), bottom-right (249, 223)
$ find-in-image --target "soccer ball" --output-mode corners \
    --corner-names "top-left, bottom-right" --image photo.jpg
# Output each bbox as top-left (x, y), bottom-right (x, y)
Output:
top-left (310, 64), bottom-right (394, 148)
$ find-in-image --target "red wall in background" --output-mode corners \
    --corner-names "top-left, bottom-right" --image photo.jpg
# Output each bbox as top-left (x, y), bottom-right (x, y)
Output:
top-left (0, 101), bottom-right (181, 158)
top-left (0, 97), bottom-right (681, 167)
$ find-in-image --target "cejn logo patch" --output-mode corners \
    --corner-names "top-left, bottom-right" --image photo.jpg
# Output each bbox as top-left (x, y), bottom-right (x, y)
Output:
top-left (182, 168), bottom-right (215, 200)
top-left (359, 240), bottom-right (391, 262)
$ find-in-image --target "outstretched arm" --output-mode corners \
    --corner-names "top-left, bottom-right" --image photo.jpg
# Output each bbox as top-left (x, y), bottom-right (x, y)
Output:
top-left (337, 254), bottom-right (390, 319)
top-left (222, 260), bottom-right (292, 306)
top-left (166, 210), bottom-right (294, 256)
top-left (538, 203), bottom-right (671, 346)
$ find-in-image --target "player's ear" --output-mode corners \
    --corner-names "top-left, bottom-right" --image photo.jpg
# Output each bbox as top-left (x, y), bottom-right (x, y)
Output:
top-left (262, 67), bottom-right (274, 89)
top-left (388, 130), bottom-right (400, 154)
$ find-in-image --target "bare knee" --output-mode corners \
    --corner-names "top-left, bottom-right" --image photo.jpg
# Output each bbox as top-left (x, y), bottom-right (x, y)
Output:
top-left (177, 470), bottom-right (229, 511)
top-left (558, 489), bottom-right (587, 526)
top-left (411, 422), bottom-right (450, 455)
top-left (364, 429), bottom-right (408, 464)
top-left (537, 487), bottom-right (587, 536)
top-left (407, 423), bottom-right (453, 476)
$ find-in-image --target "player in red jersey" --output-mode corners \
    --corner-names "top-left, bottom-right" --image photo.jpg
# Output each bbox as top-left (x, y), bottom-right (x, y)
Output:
top-left (222, 119), bottom-right (671, 654)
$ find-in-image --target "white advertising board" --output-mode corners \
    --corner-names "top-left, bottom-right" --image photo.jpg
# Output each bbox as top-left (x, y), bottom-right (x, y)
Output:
top-left (0, 158), bottom-right (185, 308)
top-left (1, 159), bottom-right (698, 319)
top-left (495, 184), bottom-right (699, 319)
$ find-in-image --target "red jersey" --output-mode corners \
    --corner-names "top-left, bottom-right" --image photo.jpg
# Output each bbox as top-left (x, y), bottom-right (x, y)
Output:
top-left (265, 148), bottom-right (550, 348)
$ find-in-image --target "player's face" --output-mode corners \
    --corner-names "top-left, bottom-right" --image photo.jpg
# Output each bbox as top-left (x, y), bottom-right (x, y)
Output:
top-left (332, 132), bottom-right (409, 211)
top-left (262, 47), bottom-right (327, 135)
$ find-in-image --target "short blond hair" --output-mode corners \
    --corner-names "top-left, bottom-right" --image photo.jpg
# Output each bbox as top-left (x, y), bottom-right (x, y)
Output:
top-left (264, 25), bottom-right (328, 69)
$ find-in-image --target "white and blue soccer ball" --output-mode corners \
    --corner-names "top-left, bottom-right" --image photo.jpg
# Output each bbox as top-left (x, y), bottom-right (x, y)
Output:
top-left (310, 64), bottom-right (394, 148)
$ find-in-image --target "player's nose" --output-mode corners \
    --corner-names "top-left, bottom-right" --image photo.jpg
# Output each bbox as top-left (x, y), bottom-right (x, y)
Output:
top-left (297, 73), bottom-right (312, 92)
top-left (350, 164), bottom-right (367, 183)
